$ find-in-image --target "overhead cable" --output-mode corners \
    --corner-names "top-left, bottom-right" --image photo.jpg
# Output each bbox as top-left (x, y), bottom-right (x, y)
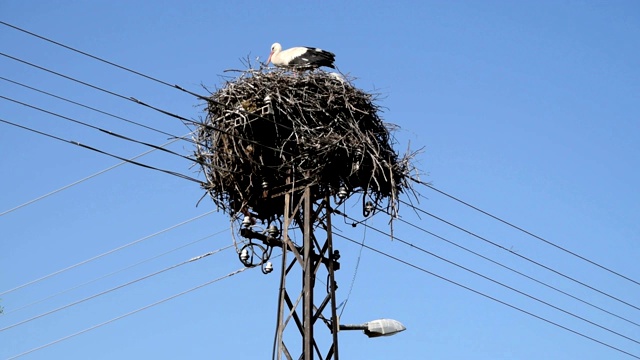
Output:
top-left (0, 20), bottom-right (211, 101)
top-left (0, 210), bottom-right (214, 297)
top-left (6, 267), bottom-right (249, 360)
top-left (400, 200), bottom-right (640, 313)
top-left (0, 76), bottom-right (194, 143)
top-left (334, 232), bottom-right (640, 360)
top-left (0, 20), bottom-right (295, 131)
top-left (0, 134), bottom-right (189, 217)
top-left (336, 210), bottom-right (640, 346)
top-left (0, 118), bottom-right (203, 184)
top-left (415, 180), bottom-right (640, 287)
top-left (0, 95), bottom-right (198, 164)
top-left (392, 213), bottom-right (640, 328)
top-left (1, 52), bottom-right (295, 157)
top-left (0, 245), bottom-right (233, 332)
top-left (5, 230), bottom-right (228, 315)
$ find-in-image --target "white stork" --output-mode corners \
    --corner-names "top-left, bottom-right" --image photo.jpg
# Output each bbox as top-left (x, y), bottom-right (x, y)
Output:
top-left (267, 42), bottom-right (336, 69)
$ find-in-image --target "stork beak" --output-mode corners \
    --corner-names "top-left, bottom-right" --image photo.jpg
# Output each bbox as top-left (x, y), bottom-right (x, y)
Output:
top-left (267, 51), bottom-right (273, 64)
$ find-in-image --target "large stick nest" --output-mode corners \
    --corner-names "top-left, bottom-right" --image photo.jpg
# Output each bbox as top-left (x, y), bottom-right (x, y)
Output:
top-left (195, 68), bottom-right (416, 223)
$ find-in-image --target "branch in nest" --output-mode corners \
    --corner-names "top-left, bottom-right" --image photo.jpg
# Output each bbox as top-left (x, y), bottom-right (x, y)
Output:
top-left (195, 67), bottom-right (418, 223)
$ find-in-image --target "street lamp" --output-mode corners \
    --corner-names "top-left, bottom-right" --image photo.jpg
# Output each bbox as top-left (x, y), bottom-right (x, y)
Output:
top-left (339, 318), bottom-right (406, 338)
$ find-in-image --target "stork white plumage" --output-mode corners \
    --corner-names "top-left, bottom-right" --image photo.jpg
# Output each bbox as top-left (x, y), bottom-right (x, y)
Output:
top-left (267, 42), bottom-right (336, 69)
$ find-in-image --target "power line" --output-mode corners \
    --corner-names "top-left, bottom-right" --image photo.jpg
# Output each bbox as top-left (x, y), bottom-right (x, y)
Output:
top-left (335, 210), bottom-right (640, 347)
top-left (0, 210), bottom-right (214, 297)
top-left (333, 232), bottom-right (640, 360)
top-left (4, 230), bottom-right (230, 315)
top-left (400, 199), bottom-right (640, 313)
top-left (1, 45), bottom-right (293, 137)
top-left (0, 134), bottom-right (189, 217)
top-left (0, 114), bottom-right (249, 183)
top-left (1, 51), bottom-right (296, 159)
top-left (0, 50), bottom-right (208, 138)
top-left (1, 245), bottom-right (233, 332)
top-left (6, 267), bottom-right (249, 360)
top-left (416, 180), bottom-right (640, 288)
top-left (1, 52), bottom-right (311, 176)
top-left (0, 59), bottom-right (295, 180)
top-left (0, 118), bottom-right (203, 184)
top-left (1, 89), bottom-right (284, 183)
top-left (0, 111), bottom-right (290, 218)
top-left (0, 51), bottom-right (197, 132)
top-left (390, 213), bottom-right (640, 328)
top-left (0, 76), bottom-right (194, 143)
top-left (0, 94), bottom-right (198, 164)
top-left (0, 20), bottom-right (295, 132)
top-left (0, 52), bottom-right (133, 102)
top-left (1, 95), bottom-right (300, 215)
top-left (0, 20), bottom-right (204, 99)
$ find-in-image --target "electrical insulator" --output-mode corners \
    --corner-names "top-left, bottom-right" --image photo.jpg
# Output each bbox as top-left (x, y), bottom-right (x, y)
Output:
top-left (263, 95), bottom-right (274, 115)
top-left (267, 225), bottom-right (279, 238)
top-left (240, 248), bottom-right (249, 262)
top-left (337, 186), bottom-right (348, 199)
top-left (242, 216), bottom-right (252, 228)
top-left (262, 180), bottom-right (269, 189)
top-left (264, 261), bottom-right (273, 274)
top-left (365, 201), bottom-right (374, 214)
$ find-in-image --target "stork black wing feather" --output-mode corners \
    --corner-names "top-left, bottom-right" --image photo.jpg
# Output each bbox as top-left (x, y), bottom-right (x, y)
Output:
top-left (292, 47), bottom-right (336, 69)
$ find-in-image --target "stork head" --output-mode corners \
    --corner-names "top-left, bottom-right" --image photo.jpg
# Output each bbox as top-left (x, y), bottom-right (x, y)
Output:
top-left (267, 42), bottom-right (282, 64)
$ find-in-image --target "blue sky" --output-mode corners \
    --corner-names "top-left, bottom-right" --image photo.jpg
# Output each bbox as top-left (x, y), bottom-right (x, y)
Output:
top-left (1, 1), bottom-right (639, 359)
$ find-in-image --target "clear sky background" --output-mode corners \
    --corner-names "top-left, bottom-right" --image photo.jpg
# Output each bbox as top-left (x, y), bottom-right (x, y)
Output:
top-left (1, 1), bottom-right (639, 359)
